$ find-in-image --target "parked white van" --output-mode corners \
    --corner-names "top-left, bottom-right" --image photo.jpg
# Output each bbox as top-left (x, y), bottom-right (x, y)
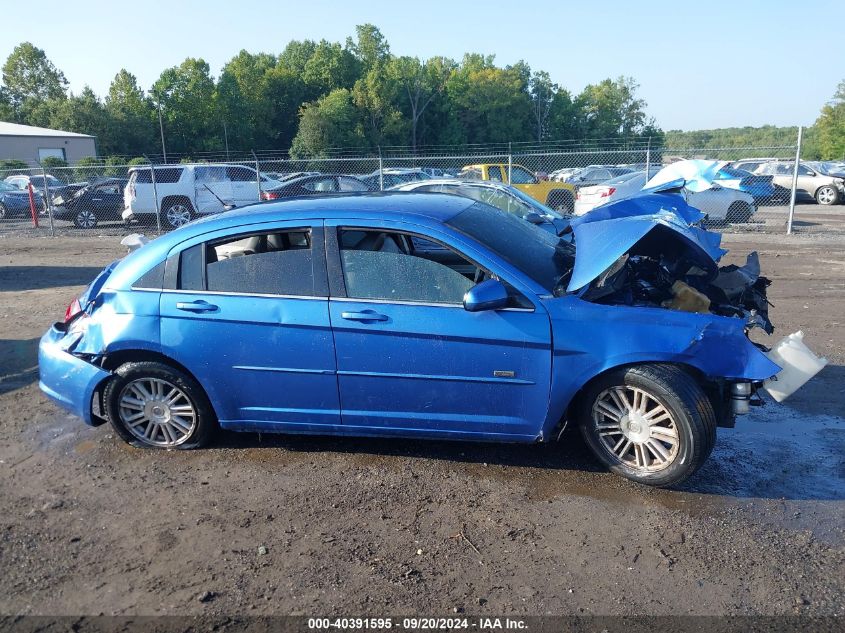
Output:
top-left (122, 164), bottom-right (283, 229)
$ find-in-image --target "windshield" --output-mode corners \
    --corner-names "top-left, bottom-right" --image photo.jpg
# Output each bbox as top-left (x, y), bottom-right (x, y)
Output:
top-left (446, 202), bottom-right (573, 293)
top-left (0, 182), bottom-right (16, 192)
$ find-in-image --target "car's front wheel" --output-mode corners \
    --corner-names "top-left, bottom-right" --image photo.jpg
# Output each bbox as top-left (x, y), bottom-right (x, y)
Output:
top-left (578, 364), bottom-right (716, 487)
top-left (726, 201), bottom-right (753, 223)
top-left (104, 361), bottom-right (215, 449)
top-left (815, 185), bottom-right (839, 206)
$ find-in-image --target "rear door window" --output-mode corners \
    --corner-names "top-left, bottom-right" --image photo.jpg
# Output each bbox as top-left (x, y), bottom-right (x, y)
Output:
top-left (178, 229), bottom-right (318, 296)
top-left (133, 168), bottom-right (184, 184)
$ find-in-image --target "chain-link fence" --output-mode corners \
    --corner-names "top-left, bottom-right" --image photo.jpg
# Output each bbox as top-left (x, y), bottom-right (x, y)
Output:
top-left (3, 136), bottom-right (838, 238)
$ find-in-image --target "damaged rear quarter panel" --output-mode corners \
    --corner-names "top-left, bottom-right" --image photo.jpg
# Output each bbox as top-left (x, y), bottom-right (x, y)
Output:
top-left (72, 290), bottom-right (162, 358)
top-left (541, 295), bottom-right (781, 437)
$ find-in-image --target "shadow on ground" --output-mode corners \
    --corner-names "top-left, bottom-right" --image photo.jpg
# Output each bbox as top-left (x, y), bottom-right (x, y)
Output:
top-left (0, 338), bottom-right (40, 395)
top-left (0, 266), bottom-right (105, 292)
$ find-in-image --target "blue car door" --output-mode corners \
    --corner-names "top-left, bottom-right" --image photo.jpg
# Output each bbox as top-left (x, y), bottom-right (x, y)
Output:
top-left (159, 221), bottom-right (340, 431)
top-left (325, 220), bottom-right (553, 441)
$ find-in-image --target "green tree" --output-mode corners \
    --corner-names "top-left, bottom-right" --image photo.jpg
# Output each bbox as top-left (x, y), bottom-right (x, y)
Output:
top-left (290, 89), bottom-right (365, 158)
top-left (217, 51), bottom-right (277, 150)
top-left (0, 87), bottom-right (14, 121)
top-left (352, 68), bottom-right (405, 148)
top-left (2, 43), bottom-right (68, 121)
top-left (40, 156), bottom-right (67, 168)
top-left (347, 24), bottom-right (390, 72)
top-left (578, 76), bottom-right (652, 139)
top-left (813, 80), bottom-right (845, 160)
top-left (390, 56), bottom-right (454, 152)
top-left (105, 69), bottom-right (156, 156)
top-left (0, 159), bottom-right (29, 178)
top-left (264, 64), bottom-right (309, 150)
top-left (151, 58), bottom-right (219, 156)
top-left (47, 87), bottom-right (112, 151)
top-left (301, 41), bottom-right (361, 97)
top-left (445, 56), bottom-right (532, 145)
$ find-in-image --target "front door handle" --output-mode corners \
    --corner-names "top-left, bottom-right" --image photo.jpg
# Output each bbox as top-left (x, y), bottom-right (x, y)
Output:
top-left (176, 300), bottom-right (218, 313)
top-left (341, 310), bottom-right (388, 322)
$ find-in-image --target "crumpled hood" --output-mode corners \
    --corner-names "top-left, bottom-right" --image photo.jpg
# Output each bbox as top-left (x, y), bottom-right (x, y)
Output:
top-left (566, 193), bottom-right (726, 292)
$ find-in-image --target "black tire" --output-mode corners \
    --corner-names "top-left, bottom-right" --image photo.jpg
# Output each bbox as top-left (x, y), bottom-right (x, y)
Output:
top-left (547, 190), bottom-right (574, 215)
top-left (0, 202), bottom-right (7, 220)
top-left (73, 208), bottom-right (98, 229)
top-left (160, 198), bottom-right (194, 229)
top-left (103, 361), bottom-right (216, 449)
top-left (577, 364), bottom-right (716, 487)
top-left (725, 201), bottom-right (753, 223)
top-left (815, 185), bottom-right (839, 206)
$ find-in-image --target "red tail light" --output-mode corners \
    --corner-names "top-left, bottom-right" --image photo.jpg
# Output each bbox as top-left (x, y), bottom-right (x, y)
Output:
top-left (599, 187), bottom-right (616, 198)
top-left (261, 191), bottom-right (281, 200)
top-left (64, 298), bottom-right (82, 323)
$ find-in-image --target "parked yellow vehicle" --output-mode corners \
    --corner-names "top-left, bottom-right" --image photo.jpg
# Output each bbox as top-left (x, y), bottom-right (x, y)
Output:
top-left (459, 163), bottom-right (576, 213)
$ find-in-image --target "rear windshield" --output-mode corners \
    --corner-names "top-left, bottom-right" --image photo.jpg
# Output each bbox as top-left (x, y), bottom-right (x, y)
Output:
top-left (132, 167), bottom-right (184, 184)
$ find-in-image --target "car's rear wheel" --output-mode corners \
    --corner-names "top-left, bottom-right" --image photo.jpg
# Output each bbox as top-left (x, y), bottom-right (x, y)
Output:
top-left (104, 361), bottom-right (215, 449)
top-left (726, 201), bottom-right (753, 223)
top-left (160, 199), bottom-right (193, 229)
top-left (73, 209), bottom-right (98, 229)
top-left (578, 364), bottom-right (716, 487)
top-left (815, 185), bottom-right (839, 206)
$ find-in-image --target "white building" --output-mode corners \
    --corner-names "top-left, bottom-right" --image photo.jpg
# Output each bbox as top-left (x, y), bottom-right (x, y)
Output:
top-left (0, 121), bottom-right (97, 165)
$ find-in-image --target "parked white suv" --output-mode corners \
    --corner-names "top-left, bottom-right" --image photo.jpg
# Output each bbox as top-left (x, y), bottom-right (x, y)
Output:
top-left (122, 164), bottom-right (283, 228)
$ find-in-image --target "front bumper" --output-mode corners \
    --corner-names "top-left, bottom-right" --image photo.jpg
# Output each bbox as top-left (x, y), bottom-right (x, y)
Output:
top-left (38, 325), bottom-right (111, 426)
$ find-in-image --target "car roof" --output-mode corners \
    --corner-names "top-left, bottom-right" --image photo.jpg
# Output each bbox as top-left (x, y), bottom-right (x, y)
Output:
top-left (189, 192), bottom-right (475, 234)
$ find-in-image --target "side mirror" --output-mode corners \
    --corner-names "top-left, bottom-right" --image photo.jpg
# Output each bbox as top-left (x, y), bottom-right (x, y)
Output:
top-left (523, 211), bottom-right (545, 224)
top-left (463, 279), bottom-right (509, 312)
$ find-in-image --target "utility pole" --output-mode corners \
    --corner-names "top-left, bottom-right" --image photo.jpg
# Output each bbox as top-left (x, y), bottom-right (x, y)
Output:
top-left (223, 121), bottom-right (230, 161)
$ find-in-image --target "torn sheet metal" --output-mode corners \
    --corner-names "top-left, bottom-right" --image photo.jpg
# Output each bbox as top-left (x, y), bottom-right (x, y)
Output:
top-left (645, 159), bottom-right (728, 193)
top-left (566, 193), bottom-right (727, 292)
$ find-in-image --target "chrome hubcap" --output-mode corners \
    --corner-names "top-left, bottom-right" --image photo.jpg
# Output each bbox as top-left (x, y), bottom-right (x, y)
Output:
top-left (592, 386), bottom-right (679, 472)
top-left (818, 188), bottom-right (834, 204)
top-left (118, 378), bottom-right (196, 447)
top-left (77, 210), bottom-right (96, 227)
top-left (166, 205), bottom-right (191, 227)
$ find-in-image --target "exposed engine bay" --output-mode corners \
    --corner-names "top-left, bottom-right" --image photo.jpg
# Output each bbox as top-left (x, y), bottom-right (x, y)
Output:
top-left (581, 248), bottom-right (773, 334)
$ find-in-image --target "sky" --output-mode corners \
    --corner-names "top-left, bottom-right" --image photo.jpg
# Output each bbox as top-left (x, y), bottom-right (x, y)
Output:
top-left (1, 0), bottom-right (842, 132)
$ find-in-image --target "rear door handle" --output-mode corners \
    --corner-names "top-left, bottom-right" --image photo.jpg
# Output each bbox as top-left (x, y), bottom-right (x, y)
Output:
top-left (341, 310), bottom-right (388, 322)
top-left (176, 300), bottom-right (218, 313)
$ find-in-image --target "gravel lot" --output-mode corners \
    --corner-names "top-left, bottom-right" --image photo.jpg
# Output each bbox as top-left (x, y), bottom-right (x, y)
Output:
top-left (0, 204), bottom-right (843, 618)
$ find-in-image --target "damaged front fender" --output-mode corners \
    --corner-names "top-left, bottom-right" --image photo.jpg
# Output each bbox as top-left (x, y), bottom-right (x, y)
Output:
top-left (541, 296), bottom-right (781, 437)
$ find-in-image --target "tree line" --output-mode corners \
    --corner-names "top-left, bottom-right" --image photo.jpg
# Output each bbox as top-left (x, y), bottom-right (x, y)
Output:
top-left (0, 25), bottom-right (842, 164)
top-left (0, 25), bottom-right (660, 163)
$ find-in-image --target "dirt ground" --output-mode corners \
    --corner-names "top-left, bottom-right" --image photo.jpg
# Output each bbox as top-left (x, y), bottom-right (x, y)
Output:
top-left (0, 208), bottom-right (843, 618)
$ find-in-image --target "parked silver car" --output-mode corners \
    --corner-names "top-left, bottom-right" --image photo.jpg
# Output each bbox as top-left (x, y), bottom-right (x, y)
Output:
top-left (754, 161), bottom-right (844, 205)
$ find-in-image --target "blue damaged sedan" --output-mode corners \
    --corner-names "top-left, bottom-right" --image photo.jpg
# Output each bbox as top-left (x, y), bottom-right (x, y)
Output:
top-left (40, 192), bottom-right (790, 486)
